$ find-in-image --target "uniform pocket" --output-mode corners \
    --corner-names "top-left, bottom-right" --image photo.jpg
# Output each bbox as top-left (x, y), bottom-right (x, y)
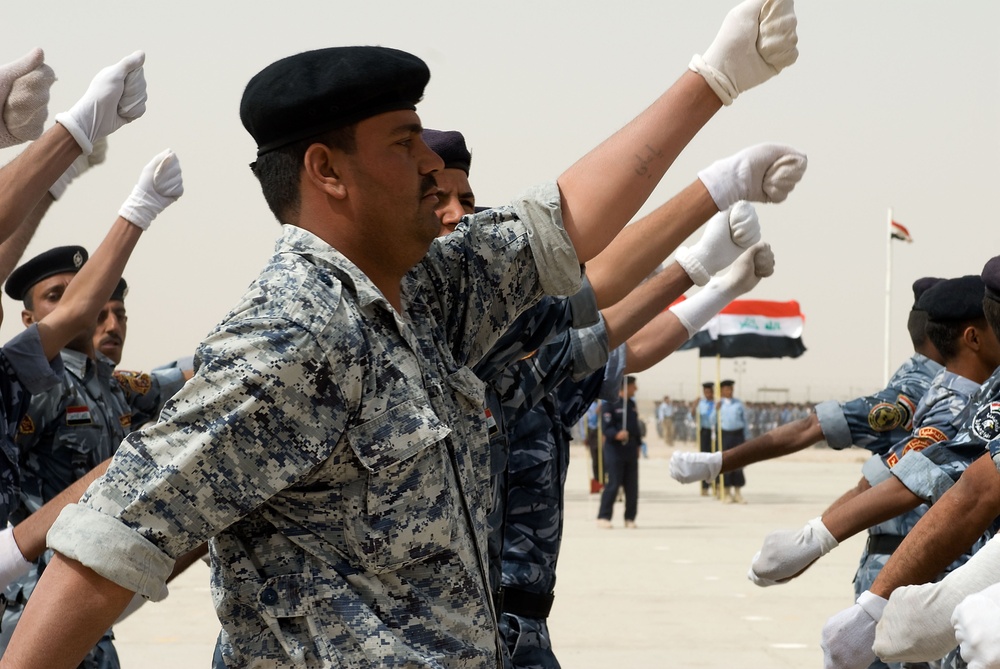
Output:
top-left (345, 399), bottom-right (456, 572)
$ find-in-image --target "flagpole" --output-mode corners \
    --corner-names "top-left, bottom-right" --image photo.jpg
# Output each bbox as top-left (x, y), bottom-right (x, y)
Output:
top-left (884, 207), bottom-right (893, 385)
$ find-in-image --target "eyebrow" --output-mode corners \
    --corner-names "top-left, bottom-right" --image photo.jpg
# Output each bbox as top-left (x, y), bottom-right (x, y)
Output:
top-left (392, 122), bottom-right (424, 137)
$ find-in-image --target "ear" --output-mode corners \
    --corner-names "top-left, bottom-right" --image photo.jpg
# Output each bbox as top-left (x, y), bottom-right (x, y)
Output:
top-left (964, 324), bottom-right (982, 351)
top-left (303, 143), bottom-right (348, 200)
top-left (21, 309), bottom-right (34, 327)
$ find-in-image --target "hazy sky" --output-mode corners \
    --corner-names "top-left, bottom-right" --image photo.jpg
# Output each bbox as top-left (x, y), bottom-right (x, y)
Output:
top-left (1, 1), bottom-right (997, 404)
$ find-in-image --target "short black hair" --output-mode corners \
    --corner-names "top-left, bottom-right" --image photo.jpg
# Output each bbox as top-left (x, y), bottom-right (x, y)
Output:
top-left (906, 309), bottom-right (929, 348)
top-left (250, 126), bottom-right (357, 225)
top-left (925, 316), bottom-right (988, 361)
top-left (984, 298), bottom-right (1000, 341)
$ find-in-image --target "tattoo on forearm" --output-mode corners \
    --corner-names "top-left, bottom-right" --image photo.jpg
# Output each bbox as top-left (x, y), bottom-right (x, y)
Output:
top-left (634, 144), bottom-right (664, 178)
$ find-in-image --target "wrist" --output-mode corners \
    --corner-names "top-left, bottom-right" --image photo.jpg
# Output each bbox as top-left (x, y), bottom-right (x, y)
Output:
top-left (857, 590), bottom-right (889, 622)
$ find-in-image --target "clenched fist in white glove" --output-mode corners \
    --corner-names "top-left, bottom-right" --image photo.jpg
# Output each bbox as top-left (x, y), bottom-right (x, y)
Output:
top-left (55, 51), bottom-right (146, 155)
top-left (670, 451), bottom-right (722, 484)
top-left (0, 527), bottom-right (32, 592)
top-left (953, 582), bottom-right (1000, 669)
top-left (49, 137), bottom-right (108, 201)
top-left (119, 149), bottom-right (183, 230)
top-left (672, 239), bottom-right (773, 336)
top-left (698, 143), bottom-right (808, 212)
top-left (0, 48), bottom-right (56, 148)
top-left (874, 534), bottom-right (1000, 663)
top-left (748, 516), bottom-right (838, 586)
top-left (821, 591), bottom-right (887, 669)
top-left (675, 201), bottom-right (760, 286)
top-left (690, 0), bottom-right (799, 105)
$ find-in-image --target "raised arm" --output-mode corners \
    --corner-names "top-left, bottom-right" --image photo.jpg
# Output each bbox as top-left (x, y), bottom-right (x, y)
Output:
top-left (556, 0), bottom-right (798, 262)
top-left (35, 149), bottom-right (183, 361)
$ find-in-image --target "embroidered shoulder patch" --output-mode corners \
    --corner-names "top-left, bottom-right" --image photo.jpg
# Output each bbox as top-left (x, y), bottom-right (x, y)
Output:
top-left (66, 406), bottom-right (92, 426)
top-left (17, 415), bottom-right (34, 435)
top-left (973, 402), bottom-right (1000, 441)
top-left (868, 402), bottom-right (902, 432)
top-left (897, 395), bottom-right (917, 431)
top-left (113, 370), bottom-right (152, 395)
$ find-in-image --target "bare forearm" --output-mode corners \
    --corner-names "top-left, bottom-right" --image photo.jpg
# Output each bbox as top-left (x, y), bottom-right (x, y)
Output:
top-left (12, 460), bottom-right (110, 562)
top-left (720, 414), bottom-right (825, 472)
top-left (558, 72), bottom-right (721, 262)
top-left (0, 195), bottom-right (52, 284)
top-left (602, 264), bottom-right (692, 350)
top-left (822, 476), bottom-right (922, 543)
top-left (0, 125), bottom-right (80, 246)
top-left (1, 553), bottom-right (132, 669)
top-left (871, 454), bottom-right (1000, 598)
top-left (621, 311), bottom-right (692, 373)
top-left (36, 218), bottom-right (142, 360)
top-left (586, 182), bottom-right (716, 307)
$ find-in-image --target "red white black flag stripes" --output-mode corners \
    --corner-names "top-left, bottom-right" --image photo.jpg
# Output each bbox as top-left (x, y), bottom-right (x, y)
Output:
top-left (677, 299), bottom-right (806, 359)
top-left (890, 221), bottom-right (912, 243)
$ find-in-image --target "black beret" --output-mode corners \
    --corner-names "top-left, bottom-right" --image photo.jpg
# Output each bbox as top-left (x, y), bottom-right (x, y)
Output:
top-left (5, 245), bottom-right (87, 301)
top-left (625, 375), bottom-right (637, 385)
top-left (110, 278), bottom-right (128, 303)
top-left (241, 46), bottom-right (430, 156)
top-left (916, 275), bottom-right (985, 322)
top-left (911, 277), bottom-right (945, 309)
top-left (423, 129), bottom-right (471, 174)
top-left (982, 256), bottom-right (1000, 303)
top-left (702, 382), bottom-right (714, 389)
top-left (720, 379), bottom-right (735, 387)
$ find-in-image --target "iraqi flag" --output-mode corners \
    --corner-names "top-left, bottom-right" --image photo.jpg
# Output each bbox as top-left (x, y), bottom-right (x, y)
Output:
top-left (677, 299), bottom-right (806, 359)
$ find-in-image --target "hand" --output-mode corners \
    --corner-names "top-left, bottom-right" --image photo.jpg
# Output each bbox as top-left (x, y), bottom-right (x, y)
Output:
top-left (748, 516), bottom-right (838, 586)
top-left (821, 592), bottom-right (887, 669)
top-left (0, 527), bottom-right (32, 591)
top-left (49, 137), bottom-right (108, 200)
top-left (697, 143), bottom-right (808, 212)
top-left (669, 451), bottom-right (722, 483)
top-left (119, 149), bottom-right (184, 230)
top-left (676, 201), bottom-right (760, 286)
top-left (874, 535), bottom-right (1000, 662)
top-left (711, 240), bottom-right (774, 298)
top-left (615, 429), bottom-right (629, 441)
top-left (54, 51), bottom-right (146, 155)
top-left (690, 0), bottom-right (798, 105)
top-left (953, 582), bottom-right (1000, 669)
top-left (0, 48), bottom-right (56, 148)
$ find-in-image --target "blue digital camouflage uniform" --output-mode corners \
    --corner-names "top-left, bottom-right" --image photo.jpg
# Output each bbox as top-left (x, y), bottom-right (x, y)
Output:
top-left (0, 325), bottom-right (62, 527)
top-left (47, 183), bottom-right (582, 669)
top-left (0, 350), bottom-right (184, 669)
top-left (814, 353), bottom-right (943, 454)
top-left (853, 369), bottom-right (982, 669)
top-left (495, 319), bottom-right (624, 669)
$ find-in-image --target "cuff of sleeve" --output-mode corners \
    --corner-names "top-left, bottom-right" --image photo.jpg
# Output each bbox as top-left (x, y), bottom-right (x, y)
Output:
top-left (512, 181), bottom-right (582, 298)
top-left (2, 324), bottom-right (63, 395)
top-left (862, 455), bottom-right (893, 487)
top-left (858, 590), bottom-right (889, 622)
top-left (568, 275), bottom-right (600, 329)
top-left (151, 366), bottom-right (186, 400)
top-left (569, 317), bottom-right (610, 381)
top-left (815, 400), bottom-right (852, 450)
top-left (48, 504), bottom-right (174, 600)
top-left (598, 344), bottom-right (626, 402)
top-left (891, 451), bottom-right (953, 504)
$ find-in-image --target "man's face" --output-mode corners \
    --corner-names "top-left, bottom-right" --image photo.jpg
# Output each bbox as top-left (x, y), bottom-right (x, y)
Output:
top-left (93, 300), bottom-right (127, 364)
top-left (721, 385), bottom-right (734, 398)
top-left (21, 272), bottom-right (92, 352)
top-left (339, 111), bottom-right (444, 255)
top-left (703, 387), bottom-right (714, 400)
top-left (625, 381), bottom-right (637, 398)
top-left (434, 167), bottom-right (475, 236)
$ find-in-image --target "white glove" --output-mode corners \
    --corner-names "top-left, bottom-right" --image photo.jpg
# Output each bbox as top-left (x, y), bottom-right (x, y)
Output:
top-left (0, 48), bottom-right (55, 148)
top-left (0, 527), bottom-right (32, 591)
top-left (675, 201), bottom-right (760, 286)
top-left (821, 591), bottom-right (887, 669)
top-left (748, 516), bottom-right (837, 586)
top-left (874, 534), bottom-right (1000, 662)
top-left (672, 240), bottom-right (773, 336)
top-left (690, 0), bottom-right (798, 105)
top-left (49, 137), bottom-right (108, 200)
top-left (119, 149), bottom-right (183, 230)
top-left (115, 582), bottom-right (169, 624)
top-left (54, 51), bottom-right (145, 155)
top-left (669, 451), bottom-right (722, 483)
top-left (953, 582), bottom-right (1000, 669)
top-left (697, 143), bottom-right (808, 212)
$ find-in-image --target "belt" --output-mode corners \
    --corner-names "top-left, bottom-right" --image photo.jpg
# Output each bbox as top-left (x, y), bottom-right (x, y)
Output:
top-left (866, 534), bottom-right (905, 555)
top-left (494, 587), bottom-right (555, 619)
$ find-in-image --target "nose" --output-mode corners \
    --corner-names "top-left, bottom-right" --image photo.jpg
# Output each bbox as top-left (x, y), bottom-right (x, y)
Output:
top-left (417, 135), bottom-right (444, 174)
top-left (436, 195), bottom-right (464, 228)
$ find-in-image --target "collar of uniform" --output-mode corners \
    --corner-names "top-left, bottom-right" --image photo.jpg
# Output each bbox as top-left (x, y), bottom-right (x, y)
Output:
top-left (278, 224), bottom-right (391, 309)
top-left (93, 351), bottom-right (117, 379)
top-left (59, 348), bottom-right (94, 380)
top-left (913, 352), bottom-right (945, 375)
top-left (939, 368), bottom-right (984, 397)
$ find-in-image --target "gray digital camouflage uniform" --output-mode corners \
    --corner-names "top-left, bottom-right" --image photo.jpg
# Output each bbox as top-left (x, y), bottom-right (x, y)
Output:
top-left (47, 183), bottom-right (581, 668)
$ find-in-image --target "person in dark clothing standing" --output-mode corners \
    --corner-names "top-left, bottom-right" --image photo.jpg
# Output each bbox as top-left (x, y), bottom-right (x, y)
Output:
top-left (597, 376), bottom-right (643, 528)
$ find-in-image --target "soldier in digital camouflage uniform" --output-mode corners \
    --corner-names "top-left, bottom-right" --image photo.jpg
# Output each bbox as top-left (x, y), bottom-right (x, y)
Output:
top-left (3, 4), bottom-right (804, 662)
top-left (670, 276), bottom-right (948, 488)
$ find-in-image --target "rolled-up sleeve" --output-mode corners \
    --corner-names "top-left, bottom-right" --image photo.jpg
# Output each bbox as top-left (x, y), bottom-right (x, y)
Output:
top-left (510, 182), bottom-right (581, 298)
top-left (815, 400), bottom-right (852, 449)
top-left (890, 450), bottom-right (956, 504)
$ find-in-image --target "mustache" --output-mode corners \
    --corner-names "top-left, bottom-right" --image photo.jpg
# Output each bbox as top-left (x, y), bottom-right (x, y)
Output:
top-left (98, 334), bottom-right (123, 347)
